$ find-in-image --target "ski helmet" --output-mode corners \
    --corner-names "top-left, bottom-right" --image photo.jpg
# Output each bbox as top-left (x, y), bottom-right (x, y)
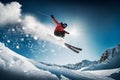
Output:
top-left (63, 23), bottom-right (67, 28)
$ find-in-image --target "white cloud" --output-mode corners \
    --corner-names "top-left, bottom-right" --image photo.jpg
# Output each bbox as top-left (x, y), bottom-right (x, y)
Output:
top-left (0, 1), bottom-right (21, 25)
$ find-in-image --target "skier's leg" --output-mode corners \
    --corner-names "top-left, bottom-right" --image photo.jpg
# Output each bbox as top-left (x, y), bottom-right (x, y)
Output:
top-left (54, 31), bottom-right (61, 37)
top-left (61, 31), bottom-right (65, 37)
top-left (54, 31), bottom-right (65, 38)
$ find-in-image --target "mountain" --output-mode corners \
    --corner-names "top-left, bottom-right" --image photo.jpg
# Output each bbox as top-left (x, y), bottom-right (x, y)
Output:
top-left (62, 44), bottom-right (120, 71)
top-left (81, 44), bottom-right (120, 71)
top-left (99, 44), bottom-right (120, 65)
top-left (63, 60), bottom-right (98, 70)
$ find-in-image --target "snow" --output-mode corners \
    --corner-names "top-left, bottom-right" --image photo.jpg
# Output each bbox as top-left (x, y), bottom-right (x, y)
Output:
top-left (12, 28), bottom-right (15, 31)
top-left (20, 38), bottom-right (24, 41)
top-left (75, 71), bottom-right (115, 80)
top-left (76, 68), bottom-right (120, 80)
top-left (0, 42), bottom-right (58, 80)
top-left (60, 75), bottom-right (69, 80)
top-left (33, 36), bottom-right (38, 40)
top-left (26, 34), bottom-right (29, 37)
top-left (31, 60), bottom-right (116, 80)
top-left (16, 45), bottom-right (19, 49)
top-left (31, 61), bottom-right (92, 80)
top-left (7, 40), bottom-right (10, 42)
top-left (0, 42), bottom-right (119, 80)
top-left (63, 60), bottom-right (98, 70)
top-left (84, 68), bottom-right (120, 77)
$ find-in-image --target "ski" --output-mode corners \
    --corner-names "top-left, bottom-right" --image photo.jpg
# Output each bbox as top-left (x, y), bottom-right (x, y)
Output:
top-left (65, 43), bottom-right (82, 51)
top-left (65, 43), bottom-right (79, 53)
top-left (65, 43), bottom-right (82, 53)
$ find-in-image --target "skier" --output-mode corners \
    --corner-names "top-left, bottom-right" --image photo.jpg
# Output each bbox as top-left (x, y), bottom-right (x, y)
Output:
top-left (51, 15), bottom-right (82, 53)
top-left (51, 15), bottom-right (70, 38)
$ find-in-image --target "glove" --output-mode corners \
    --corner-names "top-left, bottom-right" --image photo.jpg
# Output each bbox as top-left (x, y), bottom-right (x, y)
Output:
top-left (51, 15), bottom-right (54, 18)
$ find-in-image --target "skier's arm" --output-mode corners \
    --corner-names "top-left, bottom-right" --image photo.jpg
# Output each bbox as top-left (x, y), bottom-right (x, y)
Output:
top-left (51, 15), bottom-right (59, 25)
top-left (64, 30), bottom-right (70, 34)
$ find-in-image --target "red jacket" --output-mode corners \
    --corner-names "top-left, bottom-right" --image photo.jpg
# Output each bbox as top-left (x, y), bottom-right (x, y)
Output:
top-left (52, 17), bottom-right (69, 34)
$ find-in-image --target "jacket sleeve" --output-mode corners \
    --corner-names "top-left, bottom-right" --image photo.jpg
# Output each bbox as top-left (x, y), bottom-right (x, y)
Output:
top-left (51, 17), bottom-right (59, 25)
top-left (64, 30), bottom-right (70, 34)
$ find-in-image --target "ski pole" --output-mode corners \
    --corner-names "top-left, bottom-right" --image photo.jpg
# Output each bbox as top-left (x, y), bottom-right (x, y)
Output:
top-left (38, 11), bottom-right (50, 17)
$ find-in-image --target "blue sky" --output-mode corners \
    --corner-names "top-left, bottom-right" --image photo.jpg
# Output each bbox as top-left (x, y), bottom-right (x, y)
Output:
top-left (0, 0), bottom-right (120, 65)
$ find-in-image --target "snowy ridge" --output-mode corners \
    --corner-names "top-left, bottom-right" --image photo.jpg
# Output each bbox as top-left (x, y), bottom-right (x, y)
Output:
top-left (0, 42), bottom-right (58, 80)
top-left (83, 44), bottom-right (120, 70)
top-left (63, 60), bottom-right (98, 70)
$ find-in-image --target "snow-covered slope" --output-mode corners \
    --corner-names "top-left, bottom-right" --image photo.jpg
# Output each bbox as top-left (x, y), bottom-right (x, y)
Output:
top-left (77, 68), bottom-right (120, 80)
top-left (32, 60), bottom-right (120, 80)
top-left (0, 42), bottom-right (94, 80)
top-left (30, 60), bottom-right (94, 80)
top-left (84, 68), bottom-right (120, 77)
top-left (0, 42), bottom-right (58, 80)
top-left (0, 42), bottom-right (119, 80)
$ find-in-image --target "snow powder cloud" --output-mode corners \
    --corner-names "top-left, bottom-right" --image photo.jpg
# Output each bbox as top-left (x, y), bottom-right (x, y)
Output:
top-left (0, 1), bottom-right (65, 47)
top-left (22, 15), bottom-right (65, 46)
top-left (0, 1), bottom-right (21, 25)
